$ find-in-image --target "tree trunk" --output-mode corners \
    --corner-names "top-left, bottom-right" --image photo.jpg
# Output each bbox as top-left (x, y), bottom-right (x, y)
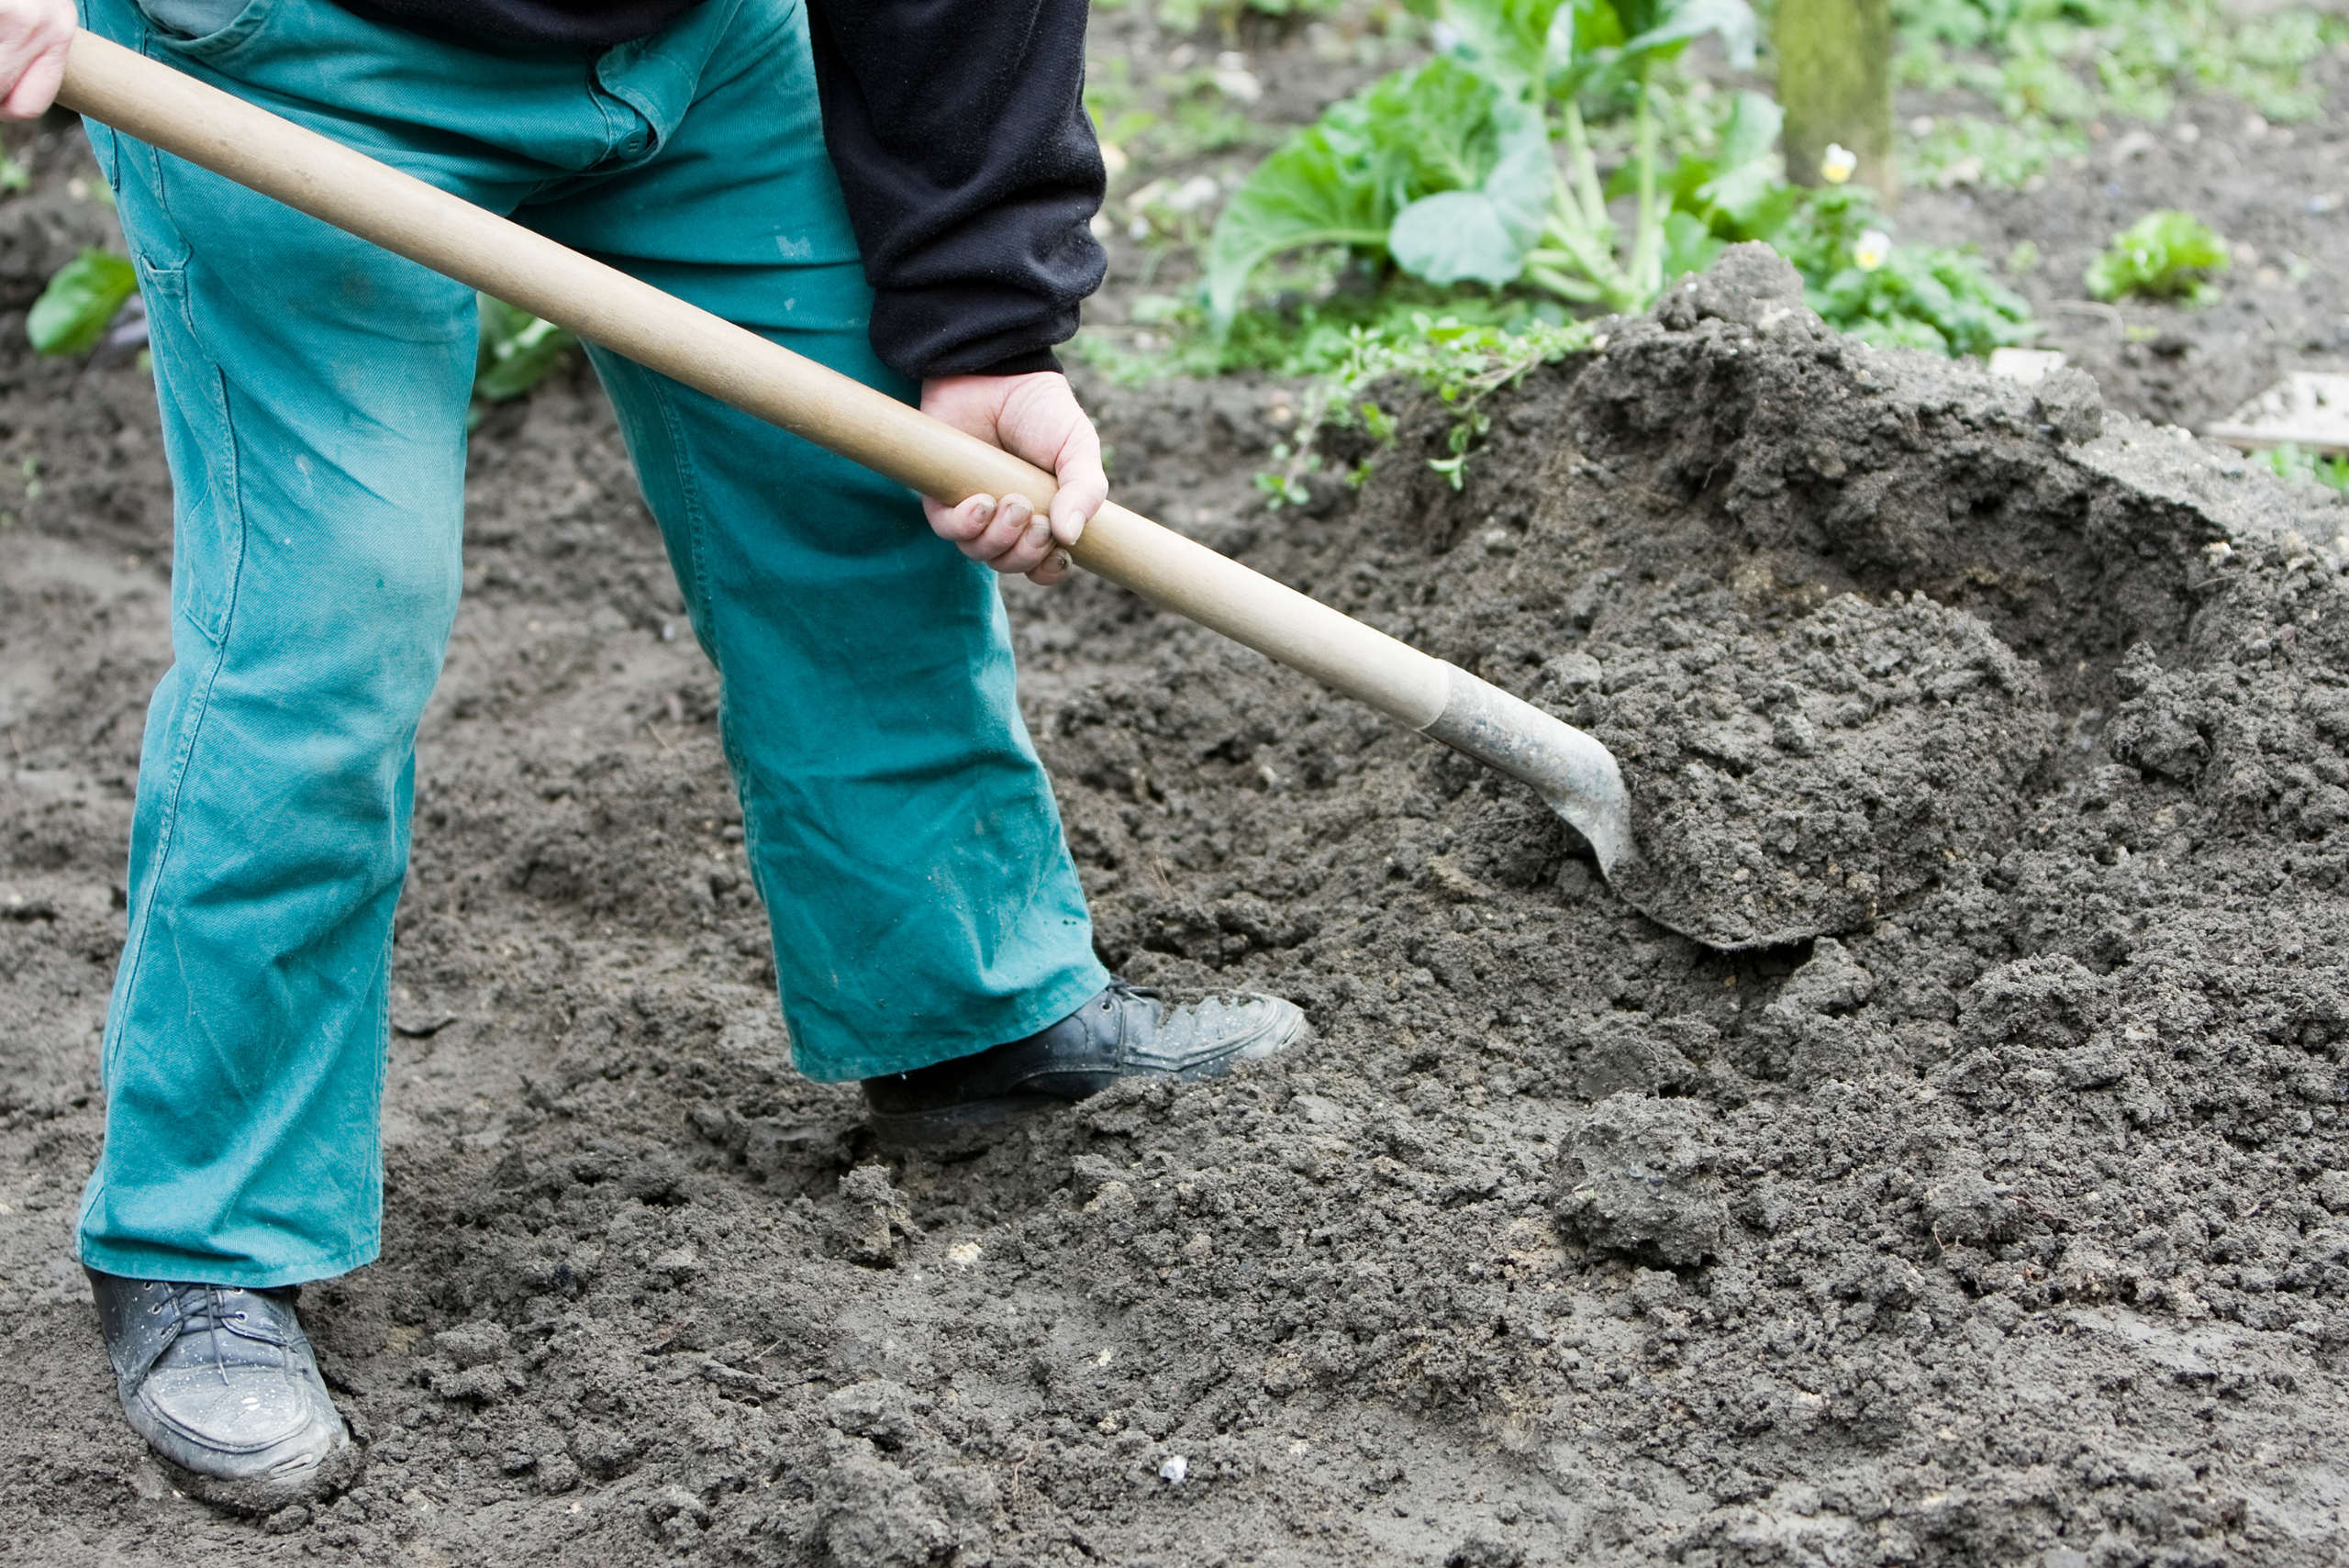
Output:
top-left (1776, 0), bottom-right (1898, 199)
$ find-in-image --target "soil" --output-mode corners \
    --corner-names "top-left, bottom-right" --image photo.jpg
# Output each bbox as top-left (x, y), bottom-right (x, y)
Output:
top-left (6, 25), bottom-right (2349, 1568)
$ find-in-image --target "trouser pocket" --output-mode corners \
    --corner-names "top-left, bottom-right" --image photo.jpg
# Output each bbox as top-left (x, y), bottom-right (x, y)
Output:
top-left (138, 264), bottom-right (247, 645)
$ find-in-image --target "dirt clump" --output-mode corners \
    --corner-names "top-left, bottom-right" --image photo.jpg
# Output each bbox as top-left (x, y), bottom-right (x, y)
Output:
top-left (7, 238), bottom-right (2349, 1568)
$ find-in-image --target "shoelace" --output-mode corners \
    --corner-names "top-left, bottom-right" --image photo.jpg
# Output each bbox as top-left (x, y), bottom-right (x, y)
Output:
top-left (147, 1284), bottom-right (263, 1386)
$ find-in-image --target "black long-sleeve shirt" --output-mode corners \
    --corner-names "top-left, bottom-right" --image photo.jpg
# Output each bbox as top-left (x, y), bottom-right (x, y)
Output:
top-left (346, 0), bottom-right (1108, 378)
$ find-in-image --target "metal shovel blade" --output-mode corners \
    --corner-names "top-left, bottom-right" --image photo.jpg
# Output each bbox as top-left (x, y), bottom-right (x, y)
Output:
top-left (1417, 666), bottom-right (1827, 952)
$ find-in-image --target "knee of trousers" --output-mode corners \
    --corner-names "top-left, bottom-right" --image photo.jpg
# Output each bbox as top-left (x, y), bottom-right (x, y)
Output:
top-left (173, 505), bottom-right (465, 798)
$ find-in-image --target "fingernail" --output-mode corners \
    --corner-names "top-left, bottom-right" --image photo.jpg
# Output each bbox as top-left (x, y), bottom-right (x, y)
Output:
top-left (1053, 548), bottom-right (1073, 575)
top-left (970, 495), bottom-right (996, 521)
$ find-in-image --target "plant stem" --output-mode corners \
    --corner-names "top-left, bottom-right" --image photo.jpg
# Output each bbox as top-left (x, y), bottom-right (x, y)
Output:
top-left (1560, 104), bottom-right (1609, 237)
top-left (1626, 62), bottom-right (1662, 305)
top-left (1522, 260), bottom-right (1605, 303)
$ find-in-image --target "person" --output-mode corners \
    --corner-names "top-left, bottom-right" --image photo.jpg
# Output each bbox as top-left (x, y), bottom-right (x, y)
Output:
top-left (0, 0), bottom-right (1305, 1510)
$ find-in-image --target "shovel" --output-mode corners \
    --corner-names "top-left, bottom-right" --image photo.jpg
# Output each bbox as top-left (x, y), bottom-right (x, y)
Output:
top-left (53, 29), bottom-right (1748, 950)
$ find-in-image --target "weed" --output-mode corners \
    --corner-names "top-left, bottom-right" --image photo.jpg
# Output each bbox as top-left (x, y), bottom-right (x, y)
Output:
top-left (1259, 311), bottom-right (1594, 495)
top-left (28, 249), bottom-right (138, 356)
top-left (1896, 0), bottom-right (2345, 128)
top-left (1772, 186), bottom-right (2036, 355)
top-left (2259, 443), bottom-right (2349, 493)
top-left (2084, 209), bottom-right (2228, 304)
top-left (1899, 112), bottom-right (2083, 190)
top-left (473, 295), bottom-right (577, 407)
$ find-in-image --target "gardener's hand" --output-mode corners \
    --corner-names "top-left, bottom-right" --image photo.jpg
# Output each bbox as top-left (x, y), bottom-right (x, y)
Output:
top-left (920, 371), bottom-right (1107, 588)
top-left (0, 0), bottom-right (74, 121)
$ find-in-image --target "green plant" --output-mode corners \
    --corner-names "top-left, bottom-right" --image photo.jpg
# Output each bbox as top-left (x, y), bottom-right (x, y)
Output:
top-left (474, 295), bottom-right (577, 404)
top-left (1769, 186), bottom-right (2036, 353)
top-left (2084, 209), bottom-right (2228, 304)
top-left (1075, 272), bottom-right (1551, 382)
top-left (1895, 0), bottom-right (2345, 127)
top-left (28, 248), bottom-right (139, 356)
top-left (1900, 111), bottom-right (2084, 189)
top-left (1206, 0), bottom-right (1760, 324)
top-left (2259, 443), bottom-right (2349, 494)
top-left (1263, 311), bottom-right (1594, 495)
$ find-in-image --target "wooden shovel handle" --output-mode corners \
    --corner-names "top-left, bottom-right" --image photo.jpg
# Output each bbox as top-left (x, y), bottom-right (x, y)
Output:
top-left (56, 29), bottom-right (1452, 728)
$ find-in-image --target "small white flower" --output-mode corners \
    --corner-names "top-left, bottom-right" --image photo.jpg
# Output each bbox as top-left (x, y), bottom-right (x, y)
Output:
top-left (1159, 1456), bottom-right (1189, 1485)
top-left (1820, 143), bottom-right (1858, 184)
top-left (1853, 229), bottom-right (1892, 272)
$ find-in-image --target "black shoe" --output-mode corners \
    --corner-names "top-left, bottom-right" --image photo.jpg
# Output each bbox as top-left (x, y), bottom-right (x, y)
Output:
top-left (863, 979), bottom-right (1308, 1149)
top-left (87, 1268), bottom-right (359, 1513)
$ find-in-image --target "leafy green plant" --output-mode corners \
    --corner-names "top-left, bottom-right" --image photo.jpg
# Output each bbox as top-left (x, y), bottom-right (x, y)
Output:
top-left (1766, 186), bottom-right (2036, 354)
top-left (2084, 209), bottom-right (2228, 304)
top-left (1896, 0), bottom-right (2344, 127)
top-left (28, 248), bottom-right (139, 356)
top-left (474, 295), bottom-right (577, 404)
top-left (1077, 270), bottom-right (1554, 382)
top-left (2258, 442), bottom-right (2349, 494)
top-left (1206, 0), bottom-right (1760, 325)
top-left (1262, 312), bottom-right (1595, 495)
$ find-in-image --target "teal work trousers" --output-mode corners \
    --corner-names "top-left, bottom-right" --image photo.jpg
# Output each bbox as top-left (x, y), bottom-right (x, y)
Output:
top-left (75, 0), bottom-right (1108, 1288)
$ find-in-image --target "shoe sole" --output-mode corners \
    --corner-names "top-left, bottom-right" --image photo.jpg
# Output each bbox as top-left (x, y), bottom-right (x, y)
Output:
top-left (156, 1432), bottom-right (364, 1516)
top-left (867, 1012), bottom-right (1310, 1153)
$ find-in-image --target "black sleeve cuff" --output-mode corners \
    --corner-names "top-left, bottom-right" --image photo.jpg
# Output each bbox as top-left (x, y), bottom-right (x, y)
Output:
top-left (959, 348), bottom-right (1064, 378)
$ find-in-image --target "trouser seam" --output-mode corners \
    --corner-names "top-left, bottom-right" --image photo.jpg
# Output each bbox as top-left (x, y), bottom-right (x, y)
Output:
top-left (640, 375), bottom-right (774, 906)
top-left (101, 601), bottom-right (234, 1092)
top-left (646, 378), bottom-right (719, 680)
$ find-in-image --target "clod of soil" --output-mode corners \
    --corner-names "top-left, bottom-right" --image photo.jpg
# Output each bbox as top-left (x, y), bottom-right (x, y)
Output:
top-left (7, 225), bottom-right (2349, 1568)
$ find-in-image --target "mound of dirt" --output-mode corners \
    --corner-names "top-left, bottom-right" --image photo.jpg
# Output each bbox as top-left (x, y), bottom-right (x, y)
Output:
top-left (7, 228), bottom-right (2349, 1567)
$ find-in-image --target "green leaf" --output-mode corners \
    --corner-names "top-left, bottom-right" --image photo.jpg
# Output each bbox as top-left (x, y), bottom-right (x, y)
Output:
top-left (1557, 0), bottom-right (1757, 99)
top-left (28, 249), bottom-right (139, 357)
top-left (1713, 85), bottom-right (1781, 169)
top-left (1390, 192), bottom-right (1527, 286)
top-left (1388, 96), bottom-right (1554, 285)
top-left (1691, 92), bottom-right (1795, 239)
top-left (474, 294), bottom-right (577, 402)
top-left (1441, 0), bottom-right (1572, 89)
top-left (1659, 209), bottom-right (1725, 280)
top-left (1363, 57), bottom-right (1506, 196)
top-left (1203, 83), bottom-right (1412, 328)
top-left (2084, 209), bottom-right (2230, 305)
top-left (1619, 0), bottom-right (1757, 69)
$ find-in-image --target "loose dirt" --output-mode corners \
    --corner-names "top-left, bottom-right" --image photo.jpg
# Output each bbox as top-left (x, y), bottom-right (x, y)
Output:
top-left (5, 114), bottom-right (2349, 1568)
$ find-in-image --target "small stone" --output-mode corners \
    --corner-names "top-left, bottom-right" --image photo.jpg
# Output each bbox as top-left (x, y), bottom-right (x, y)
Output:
top-left (1158, 1455), bottom-right (1188, 1485)
top-left (262, 1504), bottom-right (311, 1535)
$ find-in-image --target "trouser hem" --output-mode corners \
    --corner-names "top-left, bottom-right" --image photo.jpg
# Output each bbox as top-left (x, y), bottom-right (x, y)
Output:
top-left (77, 1237), bottom-right (381, 1293)
top-left (818, 959), bottom-right (1114, 1084)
